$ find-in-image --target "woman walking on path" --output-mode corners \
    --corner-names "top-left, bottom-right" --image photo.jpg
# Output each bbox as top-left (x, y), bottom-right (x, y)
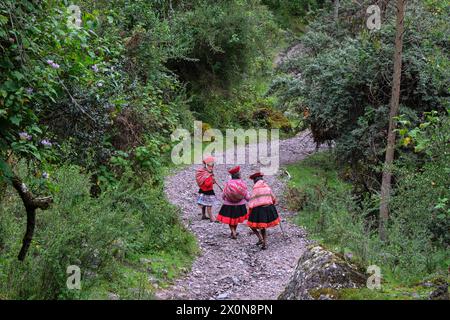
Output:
top-left (217, 166), bottom-right (250, 239)
top-left (247, 172), bottom-right (280, 250)
top-left (196, 156), bottom-right (217, 222)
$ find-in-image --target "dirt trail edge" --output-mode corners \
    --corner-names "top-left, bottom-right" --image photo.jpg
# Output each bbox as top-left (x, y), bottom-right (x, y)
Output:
top-left (156, 130), bottom-right (324, 300)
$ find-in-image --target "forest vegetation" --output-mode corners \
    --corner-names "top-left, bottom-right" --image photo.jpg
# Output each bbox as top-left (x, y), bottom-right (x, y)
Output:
top-left (0, 0), bottom-right (448, 299)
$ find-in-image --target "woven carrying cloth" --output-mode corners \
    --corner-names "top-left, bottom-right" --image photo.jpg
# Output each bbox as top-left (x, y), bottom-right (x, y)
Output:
top-left (248, 180), bottom-right (276, 209)
top-left (196, 167), bottom-right (213, 187)
top-left (223, 179), bottom-right (247, 203)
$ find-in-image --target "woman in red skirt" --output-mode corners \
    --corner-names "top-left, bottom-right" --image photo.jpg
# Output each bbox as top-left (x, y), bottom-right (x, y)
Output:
top-left (217, 166), bottom-right (250, 239)
top-left (247, 172), bottom-right (280, 250)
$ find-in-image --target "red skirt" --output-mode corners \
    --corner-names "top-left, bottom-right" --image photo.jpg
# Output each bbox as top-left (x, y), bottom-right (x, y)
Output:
top-left (217, 204), bottom-right (248, 226)
top-left (247, 204), bottom-right (280, 229)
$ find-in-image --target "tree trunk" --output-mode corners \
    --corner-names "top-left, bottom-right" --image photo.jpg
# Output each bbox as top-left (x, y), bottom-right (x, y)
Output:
top-left (379, 0), bottom-right (406, 241)
top-left (334, 0), bottom-right (340, 22)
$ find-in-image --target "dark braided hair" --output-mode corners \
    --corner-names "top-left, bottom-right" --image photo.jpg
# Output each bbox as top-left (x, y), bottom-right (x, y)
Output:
top-left (231, 172), bottom-right (240, 179)
top-left (252, 176), bottom-right (263, 183)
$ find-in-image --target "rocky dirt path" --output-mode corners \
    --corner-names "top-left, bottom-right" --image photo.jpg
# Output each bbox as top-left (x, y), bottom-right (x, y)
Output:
top-left (156, 130), bottom-right (323, 300)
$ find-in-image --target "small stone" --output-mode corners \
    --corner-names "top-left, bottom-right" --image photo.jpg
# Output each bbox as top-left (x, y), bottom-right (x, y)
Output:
top-left (216, 292), bottom-right (229, 300)
top-left (148, 276), bottom-right (158, 284)
top-left (108, 292), bottom-right (120, 300)
top-left (140, 258), bottom-right (152, 265)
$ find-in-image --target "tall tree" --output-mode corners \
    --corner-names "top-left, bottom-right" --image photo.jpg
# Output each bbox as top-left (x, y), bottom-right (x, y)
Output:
top-left (379, 0), bottom-right (407, 241)
top-left (333, 0), bottom-right (340, 22)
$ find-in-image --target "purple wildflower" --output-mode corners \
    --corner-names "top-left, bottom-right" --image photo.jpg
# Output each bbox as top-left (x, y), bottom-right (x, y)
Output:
top-left (19, 132), bottom-right (32, 141)
top-left (42, 172), bottom-right (49, 179)
top-left (344, 252), bottom-right (353, 260)
top-left (26, 87), bottom-right (34, 94)
top-left (97, 82), bottom-right (103, 87)
top-left (92, 64), bottom-right (99, 73)
top-left (40, 139), bottom-right (52, 147)
top-left (46, 59), bottom-right (60, 69)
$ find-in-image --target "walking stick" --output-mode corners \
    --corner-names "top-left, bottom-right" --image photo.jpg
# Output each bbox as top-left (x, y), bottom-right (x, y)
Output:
top-left (278, 206), bottom-right (287, 239)
top-left (279, 217), bottom-right (287, 239)
top-left (214, 181), bottom-right (223, 191)
top-left (214, 175), bottom-right (224, 191)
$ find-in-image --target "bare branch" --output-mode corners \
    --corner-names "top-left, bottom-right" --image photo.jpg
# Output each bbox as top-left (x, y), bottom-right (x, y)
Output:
top-left (11, 174), bottom-right (53, 261)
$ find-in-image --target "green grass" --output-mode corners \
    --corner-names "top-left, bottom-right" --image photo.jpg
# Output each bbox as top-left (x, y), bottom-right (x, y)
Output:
top-left (340, 285), bottom-right (432, 300)
top-left (286, 151), bottom-right (351, 238)
top-left (287, 151), bottom-right (349, 191)
top-left (83, 249), bottom-right (197, 300)
top-left (339, 268), bottom-right (446, 300)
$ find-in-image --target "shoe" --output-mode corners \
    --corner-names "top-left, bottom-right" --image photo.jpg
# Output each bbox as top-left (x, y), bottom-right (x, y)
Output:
top-left (255, 240), bottom-right (263, 246)
top-left (261, 243), bottom-right (267, 250)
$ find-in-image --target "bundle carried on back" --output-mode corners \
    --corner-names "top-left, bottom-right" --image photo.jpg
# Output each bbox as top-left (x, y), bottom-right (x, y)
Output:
top-left (223, 179), bottom-right (248, 202)
top-left (196, 167), bottom-right (212, 187)
top-left (248, 179), bottom-right (276, 209)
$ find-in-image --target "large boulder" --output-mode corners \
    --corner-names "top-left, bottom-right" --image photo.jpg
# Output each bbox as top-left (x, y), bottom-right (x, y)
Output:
top-left (279, 245), bottom-right (366, 300)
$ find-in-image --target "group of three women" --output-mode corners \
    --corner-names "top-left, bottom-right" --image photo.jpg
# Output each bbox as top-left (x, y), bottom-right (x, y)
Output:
top-left (196, 156), bottom-right (280, 250)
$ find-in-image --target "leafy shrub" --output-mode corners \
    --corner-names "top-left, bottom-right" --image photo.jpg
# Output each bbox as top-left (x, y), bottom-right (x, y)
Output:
top-left (271, 0), bottom-right (449, 189)
top-left (290, 150), bottom-right (449, 283)
top-left (0, 164), bottom-right (196, 299)
top-left (168, 0), bottom-right (278, 88)
top-left (262, 0), bottom-right (329, 31)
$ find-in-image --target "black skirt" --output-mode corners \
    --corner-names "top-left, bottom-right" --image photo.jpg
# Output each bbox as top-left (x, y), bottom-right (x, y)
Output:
top-left (217, 204), bottom-right (248, 225)
top-left (247, 204), bottom-right (280, 229)
top-left (199, 189), bottom-right (215, 195)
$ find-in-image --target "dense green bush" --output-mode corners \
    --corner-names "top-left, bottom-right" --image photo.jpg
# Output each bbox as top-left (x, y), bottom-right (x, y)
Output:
top-left (168, 0), bottom-right (278, 87)
top-left (271, 0), bottom-right (449, 190)
top-left (388, 111), bottom-right (450, 273)
top-left (0, 164), bottom-right (196, 299)
top-left (0, 0), bottom-right (194, 187)
top-left (262, 0), bottom-right (329, 31)
top-left (1, 0), bottom-right (282, 186)
top-left (290, 142), bottom-right (449, 283)
top-left (0, 0), bottom-right (289, 300)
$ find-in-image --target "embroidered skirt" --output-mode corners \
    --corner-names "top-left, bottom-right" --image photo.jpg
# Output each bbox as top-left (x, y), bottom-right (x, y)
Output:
top-left (247, 204), bottom-right (280, 229)
top-left (197, 189), bottom-right (217, 207)
top-left (217, 204), bottom-right (248, 226)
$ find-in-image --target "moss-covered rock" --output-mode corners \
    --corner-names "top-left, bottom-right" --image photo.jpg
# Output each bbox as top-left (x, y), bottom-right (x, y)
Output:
top-left (279, 245), bottom-right (366, 300)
